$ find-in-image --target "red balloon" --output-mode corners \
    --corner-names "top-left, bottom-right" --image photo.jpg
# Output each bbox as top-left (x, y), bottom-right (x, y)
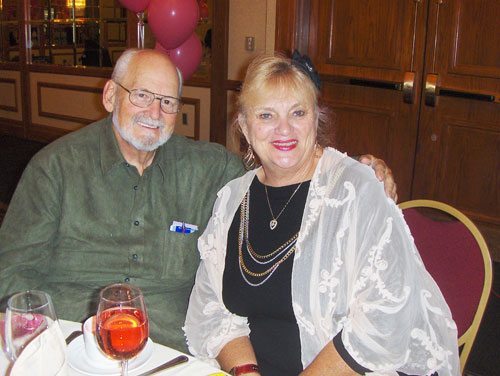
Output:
top-left (119, 0), bottom-right (151, 13)
top-left (148, 0), bottom-right (199, 50)
top-left (155, 34), bottom-right (202, 80)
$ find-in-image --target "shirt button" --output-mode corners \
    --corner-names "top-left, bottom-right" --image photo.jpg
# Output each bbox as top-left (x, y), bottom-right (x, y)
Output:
top-left (133, 185), bottom-right (138, 190)
top-left (124, 277), bottom-right (130, 282)
top-left (125, 163), bottom-right (130, 167)
top-left (134, 221), bottom-right (140, 226)
top-left (132, 253), bottom-right (138, 260)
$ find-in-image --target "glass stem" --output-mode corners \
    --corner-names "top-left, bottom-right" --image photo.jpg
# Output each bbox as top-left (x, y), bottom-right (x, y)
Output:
top-left (121, 360), bottom-right (129, 376)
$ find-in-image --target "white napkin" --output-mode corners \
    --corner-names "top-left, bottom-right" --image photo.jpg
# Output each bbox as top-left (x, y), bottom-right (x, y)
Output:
top-left (10, 320), bottom-right (68, 376)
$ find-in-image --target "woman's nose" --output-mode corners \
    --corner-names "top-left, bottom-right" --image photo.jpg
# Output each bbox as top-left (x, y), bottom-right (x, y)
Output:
top-left (276, 117), bottom-right (292, 135)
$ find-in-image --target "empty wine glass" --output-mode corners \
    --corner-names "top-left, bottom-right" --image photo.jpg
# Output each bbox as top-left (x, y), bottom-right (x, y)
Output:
top-left (4, 290), bottom-right (58, 361)
top-left (96, 283), bottom-right (149, 376)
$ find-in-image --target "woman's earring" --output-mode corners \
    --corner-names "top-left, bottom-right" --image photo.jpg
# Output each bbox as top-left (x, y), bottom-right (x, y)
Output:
top-left (243, 144), bottom-right (256, 170)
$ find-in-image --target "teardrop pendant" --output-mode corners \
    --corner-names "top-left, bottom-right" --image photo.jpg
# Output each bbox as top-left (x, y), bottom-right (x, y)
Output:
top-left (270, 219), bottom-right (277, 230)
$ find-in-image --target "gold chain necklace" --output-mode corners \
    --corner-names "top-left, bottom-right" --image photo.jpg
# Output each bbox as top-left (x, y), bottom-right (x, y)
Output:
top-left (238, 191), bottom-right (298, 287)
top-left (264, 182), bottom-right (303, 230)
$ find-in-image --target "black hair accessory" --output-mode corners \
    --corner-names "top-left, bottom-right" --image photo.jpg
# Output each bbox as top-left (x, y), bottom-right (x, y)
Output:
top-left (291, 49), bottom-right (322, 90)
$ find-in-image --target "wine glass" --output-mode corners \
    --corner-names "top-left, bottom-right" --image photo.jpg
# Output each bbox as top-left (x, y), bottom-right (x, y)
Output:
top-left (4, 290), bottom-right (58, 361)
top-left (96, 283), bottom-right (149, 376)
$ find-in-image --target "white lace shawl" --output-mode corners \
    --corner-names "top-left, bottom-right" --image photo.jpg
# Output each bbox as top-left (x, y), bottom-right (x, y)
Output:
top-left (183, 148), bottom-right (460, 376)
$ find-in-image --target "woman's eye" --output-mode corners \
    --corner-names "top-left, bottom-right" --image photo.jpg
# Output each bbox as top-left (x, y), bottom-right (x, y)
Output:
top-left (258, 113), bottom-right (273, 120)
top-left (293, 110), bottom-right (305, 117)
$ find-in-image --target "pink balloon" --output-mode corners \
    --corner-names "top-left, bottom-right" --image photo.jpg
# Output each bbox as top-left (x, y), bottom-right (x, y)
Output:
top-left (148, 0), bottom-right (199, 49)
top-left (155, 42), bottom-right (169, 55)
top-left (119, 0), bottom-right (151, 13)
top-left (155, 33), bottom-right (202, 80)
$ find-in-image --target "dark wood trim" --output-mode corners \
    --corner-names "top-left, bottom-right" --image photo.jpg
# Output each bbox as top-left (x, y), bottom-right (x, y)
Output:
top-left (210, 0), bottom-right (230, 146)
top-left (275, 0), bottom-right (298, 54)
top-left (110, 49), bottom-right (126, 65)
top-left (0, 118), bottom-right (24, 138)
top-left (295, 0), bottom-right (311, 53)
top-left (275, 0), bottom-right (312, 55)
top-left (0, 78), bottom-right (18, 112)
top-left (36, 82), bottom-right (103, 94)
top-left (0, 104), bottom-right (19, 113)
top-left (0, 63), bottom-right (22, 71)
top-left (26, 123), bottom-right (71, 143)
top-left (193, 98), bottom-right (200, 141)
top-left (179, 97), bottom-right (201, 141)
top-left (127, 10), bottom-right (138, 48)
top-left (226, 80), bottom-right (242, 92)
top-left (36, 82), bottom-right (102, 124)
top-left (184, 78), bottom-right (211, 89)
top-left (28, 64), bottom-right (113, 78)
top-left (20, 0), bottom-right (30, 139)
top-left (2, 59), bottom-right (114, 79)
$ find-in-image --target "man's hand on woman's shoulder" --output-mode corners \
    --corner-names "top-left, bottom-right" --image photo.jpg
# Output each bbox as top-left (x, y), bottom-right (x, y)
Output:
top-left (359, 154), bottom-right (398, 203)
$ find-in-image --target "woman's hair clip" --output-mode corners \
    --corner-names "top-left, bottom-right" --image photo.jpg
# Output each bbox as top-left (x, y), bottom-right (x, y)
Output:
top-left (291, 49), bottom-right (322, 90)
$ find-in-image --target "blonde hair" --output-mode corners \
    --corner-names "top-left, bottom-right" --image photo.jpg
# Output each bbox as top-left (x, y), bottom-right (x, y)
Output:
top-left (232, 53), bottom-right (332, 156)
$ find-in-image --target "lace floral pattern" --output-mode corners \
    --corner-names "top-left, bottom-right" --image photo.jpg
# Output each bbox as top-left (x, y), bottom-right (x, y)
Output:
top-left (184, 148), bottom-right (460, 375)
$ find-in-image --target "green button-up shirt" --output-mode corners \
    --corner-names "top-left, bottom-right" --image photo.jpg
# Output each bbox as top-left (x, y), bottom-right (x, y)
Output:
top-left (0, 116), bottom-right (245, 351)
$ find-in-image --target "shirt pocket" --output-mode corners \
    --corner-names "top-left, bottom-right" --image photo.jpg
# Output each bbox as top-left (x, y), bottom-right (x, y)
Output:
top-left (161, 229), bottom-right (201, 286)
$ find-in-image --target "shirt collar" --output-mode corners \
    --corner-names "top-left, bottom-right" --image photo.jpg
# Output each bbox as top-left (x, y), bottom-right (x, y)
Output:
top-left (99, 114), bottom-right (167, 181)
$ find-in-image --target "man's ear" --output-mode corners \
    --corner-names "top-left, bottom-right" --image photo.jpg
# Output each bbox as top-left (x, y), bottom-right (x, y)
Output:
top-left (102, 80), bottom-right (116, 113)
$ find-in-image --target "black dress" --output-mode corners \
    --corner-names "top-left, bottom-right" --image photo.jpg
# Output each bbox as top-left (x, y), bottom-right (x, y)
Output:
top-left (223, 177), bottom-right (309, 376)
top-left (222, 177), bottom-right (428, 376)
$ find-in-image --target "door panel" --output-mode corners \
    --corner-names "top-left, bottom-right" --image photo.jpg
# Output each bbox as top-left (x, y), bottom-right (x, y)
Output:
top-left (440, 121), bottom-right (500, 220)
top-left (325, 84), bottom-right (397, 156)
top-left (313, 0), bottom-right (423, 82)
top-left (414, 98), bottom-right (500, 225)
top-left (305, 0), bottom-right (429, 201)
top-left (413, 0), bottom-right (500, 225)
top-left (325, 0), bottom-right (406, 70)
top-left (321, 80), bottom-right (416, 199)
top-left (446, 0), bottom-right (500, 80)
top-left (424, 0), bottom-right (500, 92)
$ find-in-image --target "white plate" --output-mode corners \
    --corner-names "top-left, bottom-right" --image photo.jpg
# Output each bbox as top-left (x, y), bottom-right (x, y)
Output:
top-left (67, 336), bottom-right (154, 376)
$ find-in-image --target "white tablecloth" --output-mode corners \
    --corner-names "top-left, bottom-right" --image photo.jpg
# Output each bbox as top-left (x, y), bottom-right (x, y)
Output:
top-left (1, 319), bottom-right (227, 376)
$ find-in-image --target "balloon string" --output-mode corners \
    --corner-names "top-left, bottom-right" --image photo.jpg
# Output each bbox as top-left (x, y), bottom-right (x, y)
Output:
top-left (137, 12), bottom-right (145, 49)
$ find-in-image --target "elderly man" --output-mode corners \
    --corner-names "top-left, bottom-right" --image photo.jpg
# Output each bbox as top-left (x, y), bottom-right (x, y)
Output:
top-left (0, 49), bottom-right (395, 351)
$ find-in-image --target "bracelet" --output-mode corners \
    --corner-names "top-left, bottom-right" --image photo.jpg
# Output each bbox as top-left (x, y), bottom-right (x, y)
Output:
top-left (229, 363), bottom-right (259, 375)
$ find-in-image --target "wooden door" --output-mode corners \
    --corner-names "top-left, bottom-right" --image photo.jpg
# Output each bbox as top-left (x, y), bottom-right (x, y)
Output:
top-left (277, 0), bottom-right (429, 201)
top-left (412, 0), bottom-right (500, 227)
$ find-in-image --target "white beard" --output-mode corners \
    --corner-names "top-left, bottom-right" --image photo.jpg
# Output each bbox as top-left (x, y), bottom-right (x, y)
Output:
top-left (112, 104), bottom-right (173, 152)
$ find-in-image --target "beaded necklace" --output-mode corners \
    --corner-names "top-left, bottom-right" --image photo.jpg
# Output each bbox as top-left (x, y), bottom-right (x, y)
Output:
top-left (238, 190), bottom-right (299, 287)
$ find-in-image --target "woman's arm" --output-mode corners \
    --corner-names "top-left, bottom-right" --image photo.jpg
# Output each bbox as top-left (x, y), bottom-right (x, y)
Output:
top-left (216, 336), bottom-right (260, 375)
top-left (184, 183), bottom-right (253, 362)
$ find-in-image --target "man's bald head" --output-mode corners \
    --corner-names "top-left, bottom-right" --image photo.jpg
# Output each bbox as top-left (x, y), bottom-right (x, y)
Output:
top-left (112, 49), bottom-right (183, 97)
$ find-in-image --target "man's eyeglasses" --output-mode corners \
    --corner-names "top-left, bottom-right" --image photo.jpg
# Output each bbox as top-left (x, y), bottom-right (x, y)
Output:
top-left (115, 82), bottom-right (182, 114)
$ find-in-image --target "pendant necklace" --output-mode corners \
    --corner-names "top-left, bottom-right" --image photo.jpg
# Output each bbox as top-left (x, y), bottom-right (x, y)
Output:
top-left (264, 182), bottom-right (303, 230)
top-left (238, 191), bottom-right (299, 287)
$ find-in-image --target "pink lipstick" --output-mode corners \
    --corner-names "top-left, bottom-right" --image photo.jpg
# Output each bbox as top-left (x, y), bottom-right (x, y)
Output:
top-left (272, 140), bottom-right (297, 151)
